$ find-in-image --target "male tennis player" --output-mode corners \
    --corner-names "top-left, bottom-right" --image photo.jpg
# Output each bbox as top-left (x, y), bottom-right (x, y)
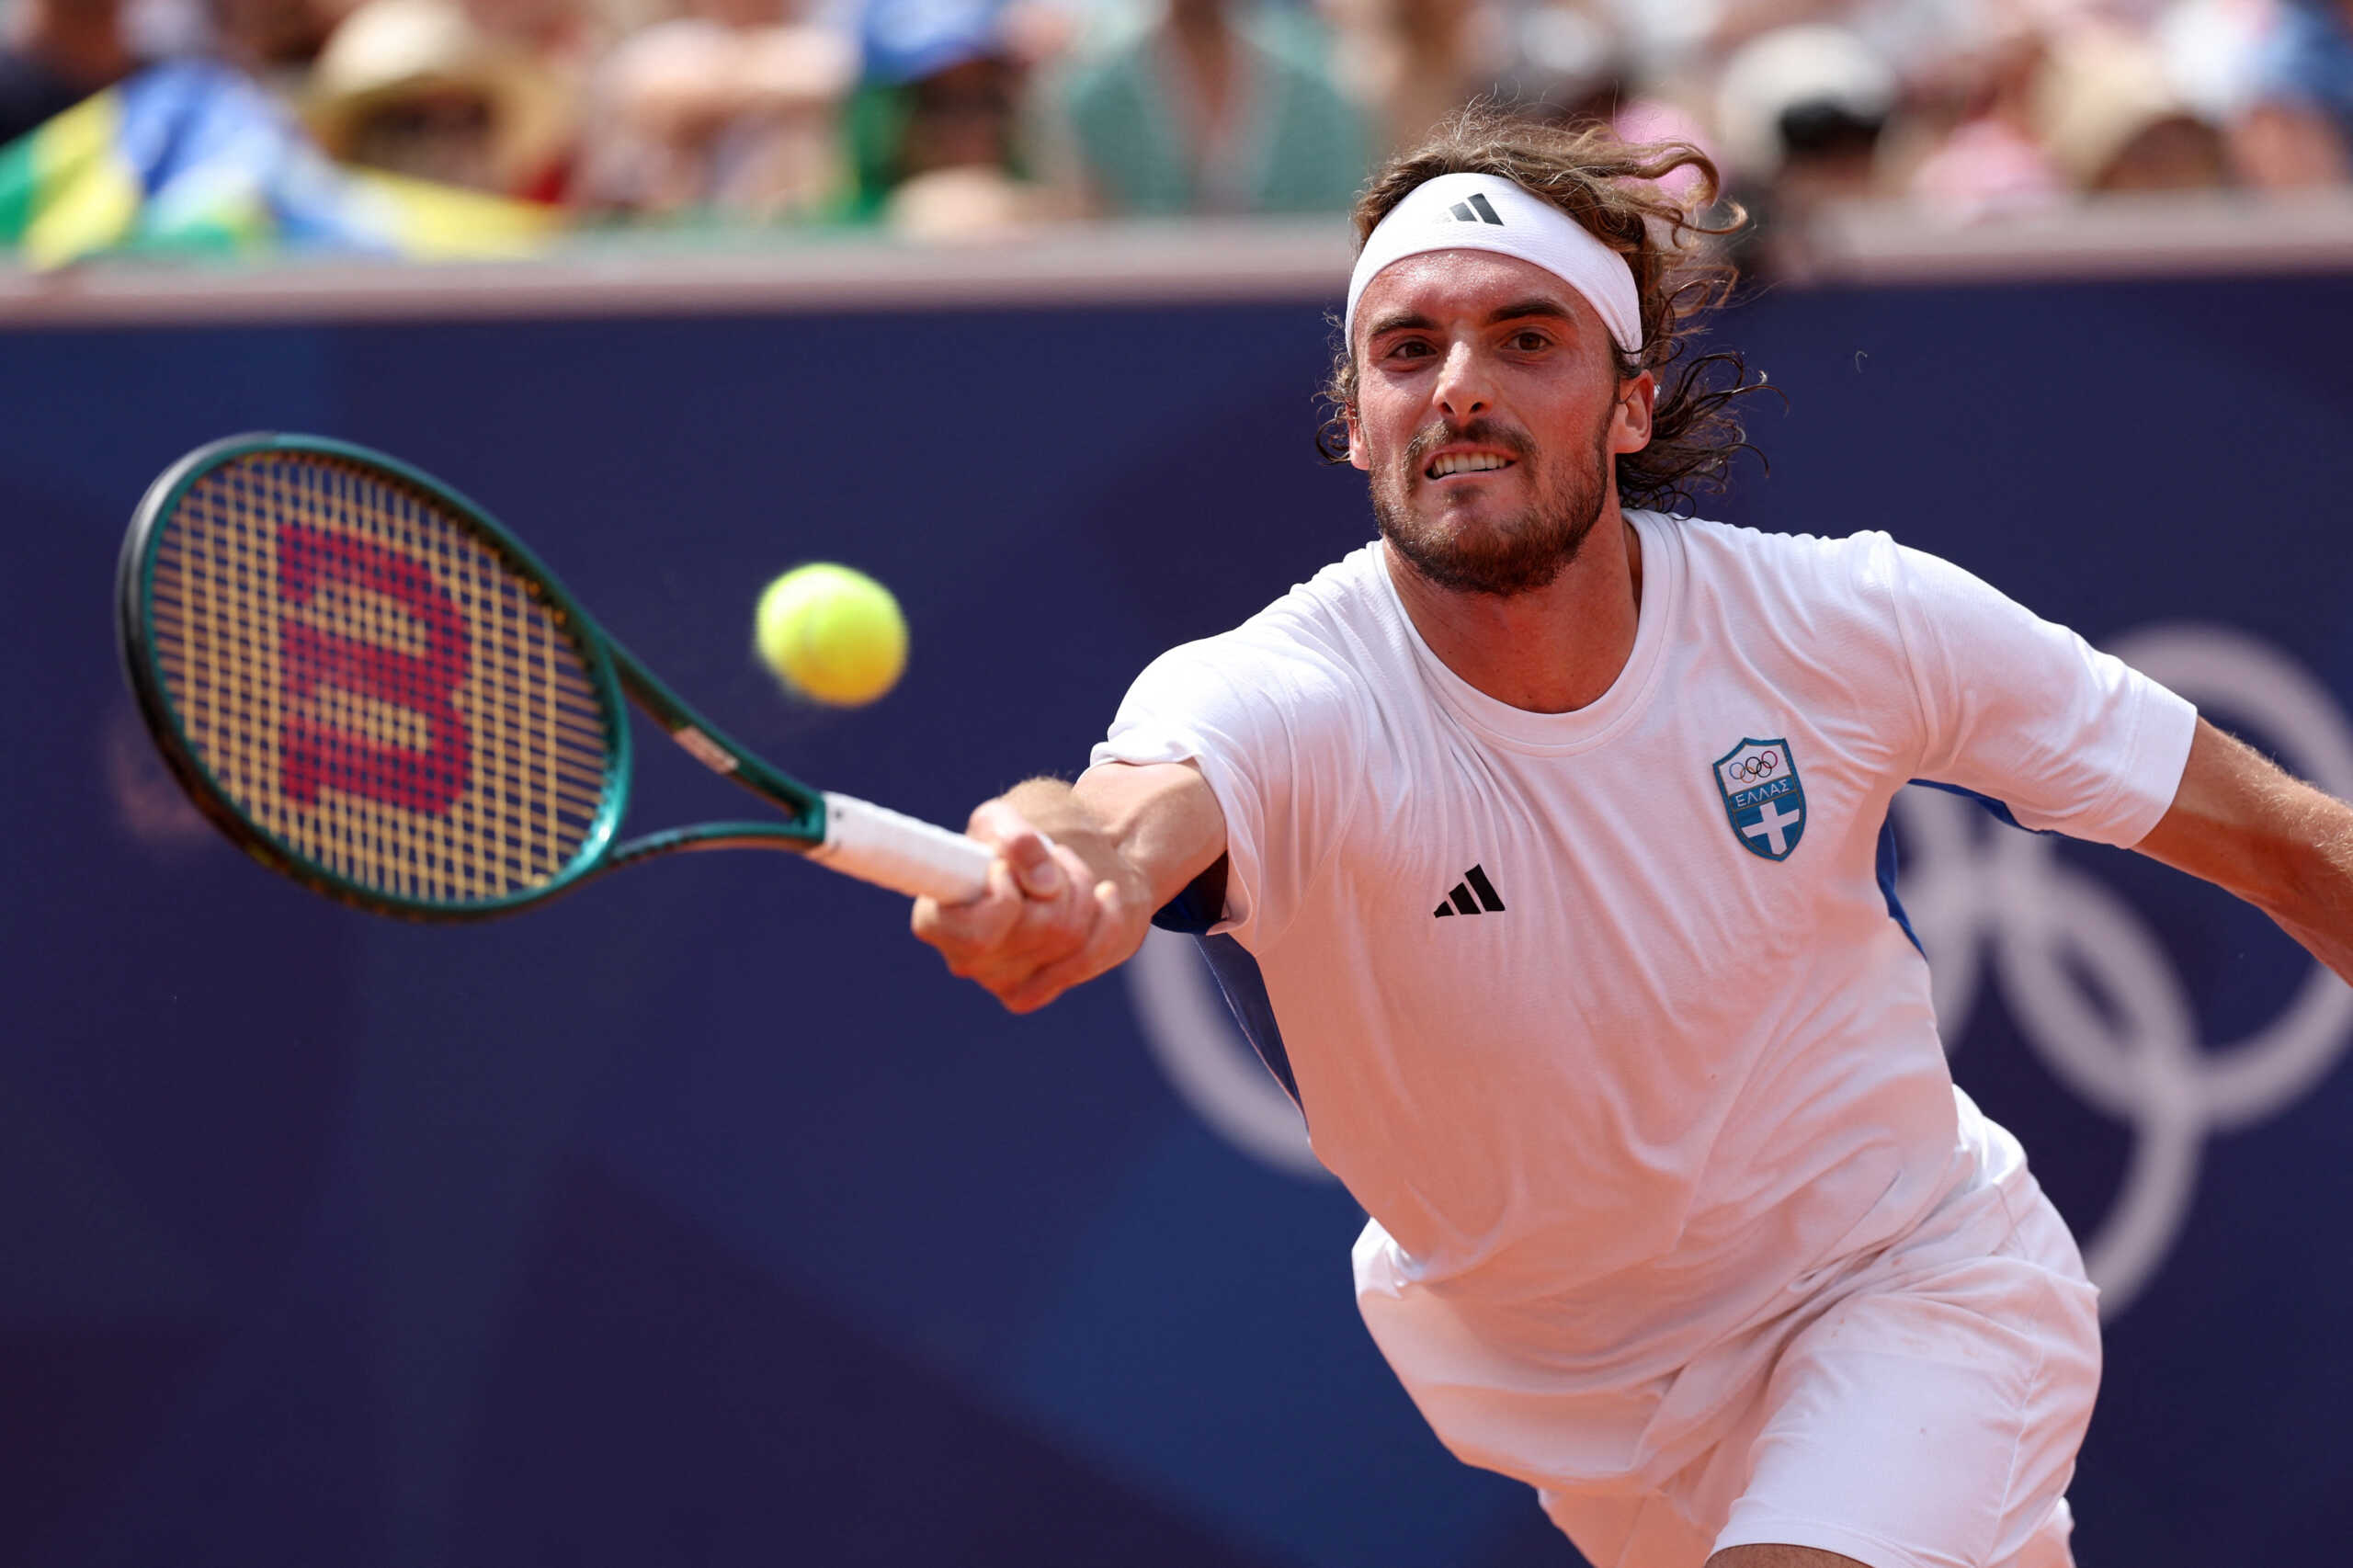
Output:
top-left (912, 111), bottom-right (2353, 1568)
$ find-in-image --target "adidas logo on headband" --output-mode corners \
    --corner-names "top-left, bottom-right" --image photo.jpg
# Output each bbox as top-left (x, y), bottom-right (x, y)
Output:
top-left (1438, 194), bottom-right (1505, 226)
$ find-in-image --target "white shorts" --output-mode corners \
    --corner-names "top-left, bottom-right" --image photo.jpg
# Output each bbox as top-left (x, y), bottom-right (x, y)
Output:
top-left (1367, 1171), bottom-right (2101, 1568)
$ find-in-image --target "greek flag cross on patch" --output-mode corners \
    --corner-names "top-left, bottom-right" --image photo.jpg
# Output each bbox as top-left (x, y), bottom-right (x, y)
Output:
top-left (1713, 737), bottom-right (1806, 861)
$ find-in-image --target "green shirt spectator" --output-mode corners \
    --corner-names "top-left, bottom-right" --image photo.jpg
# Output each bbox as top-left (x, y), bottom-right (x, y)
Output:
top-left (1049, 0), bottom-right (1369, 215)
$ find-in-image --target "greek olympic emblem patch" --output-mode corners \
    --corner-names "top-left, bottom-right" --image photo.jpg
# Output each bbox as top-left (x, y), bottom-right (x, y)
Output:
top-left (1713, 737), bottom-right (1806, 861)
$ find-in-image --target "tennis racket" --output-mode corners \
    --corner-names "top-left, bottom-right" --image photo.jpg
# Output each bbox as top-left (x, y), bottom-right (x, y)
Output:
top-left (116, 432), bottom-right (995, 920)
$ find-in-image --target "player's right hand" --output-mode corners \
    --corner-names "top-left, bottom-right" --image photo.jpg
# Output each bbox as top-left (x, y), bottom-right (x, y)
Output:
top-left (910, 798), bottom-right (1145, 1014)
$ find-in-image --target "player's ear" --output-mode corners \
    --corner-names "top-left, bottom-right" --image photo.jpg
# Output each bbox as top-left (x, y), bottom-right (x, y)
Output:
top-left (1346, 404), bottom-right (1369, 471)
top-left (1610, 372), bottom-right (1655, 456)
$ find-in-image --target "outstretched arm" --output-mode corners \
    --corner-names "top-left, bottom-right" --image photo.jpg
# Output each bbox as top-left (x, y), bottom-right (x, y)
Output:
top-left (911, 762), bottom-right (1228, 1013)
top-left (2133, 719), bottom-right (2353, 983)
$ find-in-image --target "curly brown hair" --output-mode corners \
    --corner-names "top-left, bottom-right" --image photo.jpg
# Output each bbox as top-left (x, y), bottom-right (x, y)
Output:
top-left (1318, 108), bottom-right (1773, 513)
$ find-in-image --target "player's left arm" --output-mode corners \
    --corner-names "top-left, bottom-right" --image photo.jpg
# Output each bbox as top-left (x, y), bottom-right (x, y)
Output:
top-left (2132, 718), bottom-right (2353, 983)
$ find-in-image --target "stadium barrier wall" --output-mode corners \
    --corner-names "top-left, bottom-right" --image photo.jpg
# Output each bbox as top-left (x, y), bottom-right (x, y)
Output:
top-left (6, 237), bottom-right (2350, 1567)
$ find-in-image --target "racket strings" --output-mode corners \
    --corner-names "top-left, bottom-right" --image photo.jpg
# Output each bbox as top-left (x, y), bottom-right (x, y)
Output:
top-left (148, 452), bottom-right (613, 906)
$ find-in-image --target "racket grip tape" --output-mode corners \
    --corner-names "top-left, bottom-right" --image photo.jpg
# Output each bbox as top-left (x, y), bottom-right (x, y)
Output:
top-left (812, 792), bottom-right (995, 903)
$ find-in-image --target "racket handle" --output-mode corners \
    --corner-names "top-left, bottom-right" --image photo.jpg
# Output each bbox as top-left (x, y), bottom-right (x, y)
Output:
top-left (812, 792), bottom-right (995, 903)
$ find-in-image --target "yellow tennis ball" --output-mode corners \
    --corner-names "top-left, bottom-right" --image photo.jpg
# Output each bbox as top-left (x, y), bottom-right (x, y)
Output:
top-left (754, 563), bottom-right (908, 707)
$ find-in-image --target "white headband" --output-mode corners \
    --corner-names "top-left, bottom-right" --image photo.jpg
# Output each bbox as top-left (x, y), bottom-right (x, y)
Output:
top-left (1343, 173), bottom-right (1643, 354)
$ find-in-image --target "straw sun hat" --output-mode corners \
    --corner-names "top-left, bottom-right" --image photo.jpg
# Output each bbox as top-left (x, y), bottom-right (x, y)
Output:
top-left (306, 0), bottom-right (573, 192)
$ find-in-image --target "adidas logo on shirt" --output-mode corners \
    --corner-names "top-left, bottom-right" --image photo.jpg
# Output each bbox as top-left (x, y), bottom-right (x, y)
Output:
top-left (1433, 865), bottom-right (1506, 918)
top-left (1436, 193), bottom-right (1504, 226)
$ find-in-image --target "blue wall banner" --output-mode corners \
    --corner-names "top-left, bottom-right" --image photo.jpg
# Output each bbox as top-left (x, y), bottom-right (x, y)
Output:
top-left (6, 274), bottom-right (2351, 1568)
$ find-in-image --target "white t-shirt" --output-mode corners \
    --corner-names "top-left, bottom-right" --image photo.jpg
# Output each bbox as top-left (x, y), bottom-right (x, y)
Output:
top-left (1089, 513), bottom-right (2196, 1472)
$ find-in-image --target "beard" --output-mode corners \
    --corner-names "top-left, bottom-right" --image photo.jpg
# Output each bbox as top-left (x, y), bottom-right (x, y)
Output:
top-left (1370, 413), bottom-right (1613, 598)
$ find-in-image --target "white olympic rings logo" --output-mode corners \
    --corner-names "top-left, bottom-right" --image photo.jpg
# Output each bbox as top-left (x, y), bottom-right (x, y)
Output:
top-left (1126, 624), bottom-right (2353, 1317)
top-left (1896, 624), bottom-right (2353, 1315)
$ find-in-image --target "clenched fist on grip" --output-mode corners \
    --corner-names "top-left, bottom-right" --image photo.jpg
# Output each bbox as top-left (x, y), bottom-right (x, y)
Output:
top-left (910, 767), bottom-right (1228, 1015)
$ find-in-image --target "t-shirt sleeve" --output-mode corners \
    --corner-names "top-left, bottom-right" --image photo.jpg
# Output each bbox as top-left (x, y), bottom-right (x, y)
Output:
top-left (1088, 631), bottom-right (1362, 947)
top-left (1885, 540), bottom-right (2197, 846)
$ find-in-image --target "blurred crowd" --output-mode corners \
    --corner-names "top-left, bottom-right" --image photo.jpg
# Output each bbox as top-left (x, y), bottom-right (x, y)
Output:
top-left (5, 0), bottom-right (2353, 247)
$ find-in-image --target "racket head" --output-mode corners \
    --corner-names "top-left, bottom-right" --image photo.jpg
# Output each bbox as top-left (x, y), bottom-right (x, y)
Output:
top-left (117, 433), bottom-right (633, 919)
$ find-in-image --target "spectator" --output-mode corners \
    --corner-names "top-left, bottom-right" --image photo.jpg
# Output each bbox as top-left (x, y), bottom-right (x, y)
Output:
top-left (2234, 0), bottom-right (2353, 185)
top-left (1495, 0), bottom-right (1630, 125)
top-left (1324, 0), bottom-right (1662, 156)
top-left (462, 0), bottom-right (608, 199)
top-left (2154, 0), bottom-right (2275, 132)
top-left (1903, 6), bottom-right (2067, 220)
top-left (1325, 0), bottom-right (1513, 154)
top-left (1716, 23), bottom-right (1893, 198)
top-left (574, 0), bottom-right (854, 217)
top-left (1714, 23), bottom-right (1893, 272)
top-left (307, 0), bottom-right (574, 197)
top-left (2036, 23), bottom-right (2228, 191)
top-left (0, 0), bottom-right (139, 146)
top-left (842, 0), bottom-right (1045, 238)
top-left (1038, 0), bottom-right (1369, 214)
